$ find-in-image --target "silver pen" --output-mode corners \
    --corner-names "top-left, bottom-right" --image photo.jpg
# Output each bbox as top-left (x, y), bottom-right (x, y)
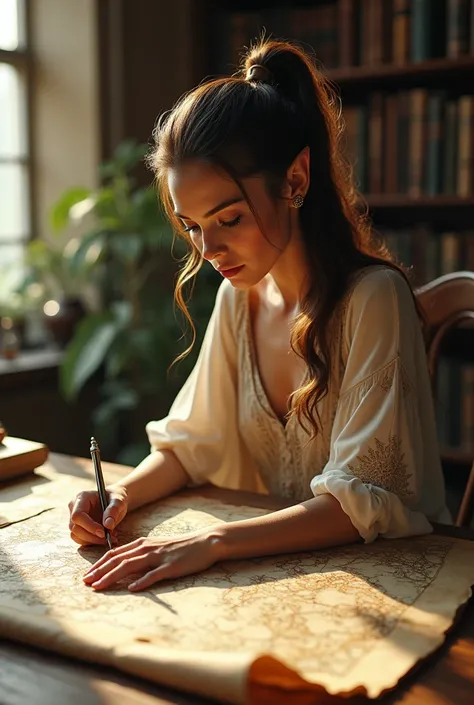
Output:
top-left (90, 437), bottom-right (113, 551)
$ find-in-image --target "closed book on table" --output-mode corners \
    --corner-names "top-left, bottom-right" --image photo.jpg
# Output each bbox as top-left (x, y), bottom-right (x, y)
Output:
top-left (0, 437), bottom-right (49, 481)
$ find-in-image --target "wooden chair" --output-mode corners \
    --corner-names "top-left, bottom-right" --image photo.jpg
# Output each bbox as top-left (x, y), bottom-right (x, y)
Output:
top-left (415, 271), bottom-right (474, 527)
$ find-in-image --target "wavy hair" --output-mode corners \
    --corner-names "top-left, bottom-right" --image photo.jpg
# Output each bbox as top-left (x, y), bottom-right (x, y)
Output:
top-left (147, 38), bottom-right (419, 438)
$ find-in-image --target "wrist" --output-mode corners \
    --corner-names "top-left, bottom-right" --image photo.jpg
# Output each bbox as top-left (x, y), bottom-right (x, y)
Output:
top-left (107, 483), bottom-right (129, 506)
top-left (202, 524), bottom-right (231, 562)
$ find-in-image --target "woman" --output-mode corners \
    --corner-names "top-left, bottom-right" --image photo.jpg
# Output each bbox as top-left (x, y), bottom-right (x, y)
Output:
top-left (70, 39), bottom-right (450, 593)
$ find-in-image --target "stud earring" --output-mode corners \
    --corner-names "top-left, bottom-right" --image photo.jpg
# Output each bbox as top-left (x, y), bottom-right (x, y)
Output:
top-left (291, 194), bottom-right (305, 208)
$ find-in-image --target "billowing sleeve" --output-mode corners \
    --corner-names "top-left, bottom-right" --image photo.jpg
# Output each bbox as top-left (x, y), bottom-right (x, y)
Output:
top-left (146, 280), bottom-right (259, 491)
top-left (310, 268), bottom-right (434, 543)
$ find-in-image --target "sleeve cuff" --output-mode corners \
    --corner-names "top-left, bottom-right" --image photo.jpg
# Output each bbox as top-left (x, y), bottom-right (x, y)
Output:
top-left (310, 469), bottom-right (433, 543)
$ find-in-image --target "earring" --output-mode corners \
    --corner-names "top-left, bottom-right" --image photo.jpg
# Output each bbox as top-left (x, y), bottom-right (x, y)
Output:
top-left (291, 194), bottom-right (305, 208)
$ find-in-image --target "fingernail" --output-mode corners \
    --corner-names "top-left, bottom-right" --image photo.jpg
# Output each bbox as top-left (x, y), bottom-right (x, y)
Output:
top-left (104, 518), bottom-right (114, 529)
top-left (129, 582), bottom-right (138, 590)
top-left (95, 529), bottom-right (105, 538)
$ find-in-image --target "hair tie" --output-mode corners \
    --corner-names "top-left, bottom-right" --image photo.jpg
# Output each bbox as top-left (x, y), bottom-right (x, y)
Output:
top-left (245, 64), bottom-right (273, 83)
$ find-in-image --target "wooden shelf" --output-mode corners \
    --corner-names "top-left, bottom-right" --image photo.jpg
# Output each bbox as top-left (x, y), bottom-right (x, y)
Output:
top-left (326, 56), bottom-right (474, 88)
top-left (362, 195), bottom-right (474, 209)
top-left (441, 447), bottom-right (473, 466)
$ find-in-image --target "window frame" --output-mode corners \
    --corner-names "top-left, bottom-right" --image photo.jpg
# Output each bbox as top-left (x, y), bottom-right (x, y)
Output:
top-left (0, 0), bottom-right (35, 259)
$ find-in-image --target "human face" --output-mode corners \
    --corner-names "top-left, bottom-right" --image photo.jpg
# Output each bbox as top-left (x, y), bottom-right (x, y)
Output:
top-left (168, 160), bottom-right (291, 288)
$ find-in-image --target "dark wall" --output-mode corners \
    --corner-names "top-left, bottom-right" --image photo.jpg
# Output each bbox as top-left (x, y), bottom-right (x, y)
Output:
top-left (97, 0), bottom-right (208, 166)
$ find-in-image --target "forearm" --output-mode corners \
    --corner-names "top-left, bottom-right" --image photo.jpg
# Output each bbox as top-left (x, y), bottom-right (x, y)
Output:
top-left (110, 449), bottom-right (190, 512)
top-left (210, 494), bottom-right (362, 561)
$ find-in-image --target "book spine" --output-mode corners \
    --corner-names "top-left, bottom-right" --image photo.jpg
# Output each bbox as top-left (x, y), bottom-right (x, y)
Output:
top-left (369, 92), bottom-right (385, 194)
top-left (393, 0), bottom-right (411, 64)
top-left (444, 99), bottom-right (459, 195)
top-left (355, 104), bottom-right (369, 192)
top-left (464, 230), bottom-right (474, 270)
top-left (440, 231), bottom-right (462, 274)
top-left (408, 89), bottom-right (428, 197)
top-left (425, 91), bottom-right (446, 196)
top-left (360, 0), bottom-right (372, 65)
top-left (425, 231), bottom-right (441, 281)
top-left (370, 0), bottom-right (383, 65)
top-left (397, 91), bottom-right (410, 193)
top-left (338, 0), bottom-right (356, 67)
top-left (384, 92), bottom-right (399, 193)
top-left (381, 0), bottom-right (394, 63)
top-left (411, 0), bottom-right (431, 62)
top-left (447, 0), bottom-right (470, 57)
top-left (457, 95), bottom-right (474, 197)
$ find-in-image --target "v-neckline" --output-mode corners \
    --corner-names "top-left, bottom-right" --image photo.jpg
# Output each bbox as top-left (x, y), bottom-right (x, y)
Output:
top-left (244, 289), bottom-right (307, 433)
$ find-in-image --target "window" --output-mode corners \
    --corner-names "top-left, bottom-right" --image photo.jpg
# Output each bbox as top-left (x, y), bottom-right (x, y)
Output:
top-left (0, 0), bottom-right (31, 270)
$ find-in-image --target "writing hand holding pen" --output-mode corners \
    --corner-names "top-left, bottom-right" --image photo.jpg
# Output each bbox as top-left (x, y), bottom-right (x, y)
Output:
top-left (67, 438), bottom-right (128, 547)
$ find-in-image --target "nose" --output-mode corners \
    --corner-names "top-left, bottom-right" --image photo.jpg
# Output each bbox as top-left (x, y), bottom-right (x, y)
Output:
top-left (200, 229), bottom-right (225, 262)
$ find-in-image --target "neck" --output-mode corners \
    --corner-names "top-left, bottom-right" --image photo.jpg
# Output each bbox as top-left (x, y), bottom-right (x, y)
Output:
top-left (266, 237), bottom-right (310, 314)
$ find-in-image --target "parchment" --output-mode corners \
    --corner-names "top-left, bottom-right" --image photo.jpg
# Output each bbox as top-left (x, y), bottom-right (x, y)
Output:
top-left (1, 473), bottom-right (474, 705)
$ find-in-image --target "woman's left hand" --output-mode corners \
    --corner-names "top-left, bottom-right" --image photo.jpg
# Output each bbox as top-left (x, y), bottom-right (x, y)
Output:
top-left (82, 530), bottom-right (223, 592)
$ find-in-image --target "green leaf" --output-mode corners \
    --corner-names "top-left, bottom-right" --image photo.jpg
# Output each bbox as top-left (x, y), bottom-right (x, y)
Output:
top-left (59, 312), bottom-right (120, 401)
top-left (66, 229), bottom-right (106, 276)
top-left (50, 188), bottom-right (92, 233)
top-left (110, 300), bottom-right (132, 328)
top-left (92, 386), bottom-right (138, 426)
top-left (110, 234), bottom-right (144, 262)
top-left (113, 140), bottom-right (148, 171)
top-left (116, 441), bottom-right (149, 467)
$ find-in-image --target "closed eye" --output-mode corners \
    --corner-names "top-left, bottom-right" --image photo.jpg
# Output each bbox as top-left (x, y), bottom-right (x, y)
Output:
top-left (219, 215), bottom-right (241, 228)
top-left (182, 215), bottom-right (241, 233)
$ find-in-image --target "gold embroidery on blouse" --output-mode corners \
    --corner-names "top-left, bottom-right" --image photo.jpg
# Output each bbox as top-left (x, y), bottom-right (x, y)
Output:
top-left (347, 435), bottom-right (413, 498)
top-left (378, 360), bottom-right (411, 397)
top-left (378, 367), bottom-right (395, 394)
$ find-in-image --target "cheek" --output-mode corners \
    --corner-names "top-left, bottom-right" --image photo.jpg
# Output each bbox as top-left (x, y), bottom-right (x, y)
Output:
top-left (250, 212), bottom-right (287, 254)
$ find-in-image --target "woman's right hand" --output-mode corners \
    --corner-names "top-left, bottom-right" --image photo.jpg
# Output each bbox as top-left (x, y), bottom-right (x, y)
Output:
top-left (68, 485), bottom-right (129, 546)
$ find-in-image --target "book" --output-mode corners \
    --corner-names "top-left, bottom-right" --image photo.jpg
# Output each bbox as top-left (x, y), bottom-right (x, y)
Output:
top-left (0, 437), bottom-right (49, 481)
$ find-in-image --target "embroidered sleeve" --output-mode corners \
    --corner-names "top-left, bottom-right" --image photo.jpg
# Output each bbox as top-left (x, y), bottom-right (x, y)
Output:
top-left (310, 268), bottom-right (434, 543)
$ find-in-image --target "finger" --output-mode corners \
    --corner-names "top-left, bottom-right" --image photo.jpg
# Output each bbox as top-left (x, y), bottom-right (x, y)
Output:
top-left (129, 564), bottom-right (175, 591)
top-left (70, 524), bottom-right (109, 545)
top-left (83, 539), bottom-right (143, 582)
top-left (89, 555), bottom-right (151, 591)
top-left (71, 496), bottom-right (104, 536)
top-left (102, 497), bottom-right (126, 530)
top-left (69, 518), bottom-right (104, 538)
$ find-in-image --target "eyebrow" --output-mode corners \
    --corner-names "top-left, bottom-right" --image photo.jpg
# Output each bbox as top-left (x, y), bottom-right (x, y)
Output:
top-left (174, 197), bottom-right (244, 220)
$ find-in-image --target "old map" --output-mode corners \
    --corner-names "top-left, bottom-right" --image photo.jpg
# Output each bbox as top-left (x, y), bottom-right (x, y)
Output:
top-left (1, 464), bottom-right (474, 704)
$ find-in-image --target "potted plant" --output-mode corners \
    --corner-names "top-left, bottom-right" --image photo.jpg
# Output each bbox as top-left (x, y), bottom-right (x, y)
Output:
top-left (48, 140), bottom-right (219, 464)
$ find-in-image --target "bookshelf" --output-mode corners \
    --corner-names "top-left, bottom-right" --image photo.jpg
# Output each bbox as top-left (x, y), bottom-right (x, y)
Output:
top-left (201, 0), bottom-right (474, 478)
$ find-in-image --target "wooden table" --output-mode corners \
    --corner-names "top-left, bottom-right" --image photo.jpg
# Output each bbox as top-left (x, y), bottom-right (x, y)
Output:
top-left (1, 454), bottom-right (473, 705)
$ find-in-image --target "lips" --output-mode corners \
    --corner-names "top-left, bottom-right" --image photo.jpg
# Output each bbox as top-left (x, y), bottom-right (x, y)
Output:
top-left (219, 265), bottom-right (244, 278)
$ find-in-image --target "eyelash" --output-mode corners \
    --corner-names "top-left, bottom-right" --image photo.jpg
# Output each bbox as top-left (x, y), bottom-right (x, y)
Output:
top-left (182, 215), bottom-right (241, 234)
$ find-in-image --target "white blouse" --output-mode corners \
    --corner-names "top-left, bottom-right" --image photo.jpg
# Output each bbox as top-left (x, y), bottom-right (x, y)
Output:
top-left (147, 265), bottom-right (451, 543)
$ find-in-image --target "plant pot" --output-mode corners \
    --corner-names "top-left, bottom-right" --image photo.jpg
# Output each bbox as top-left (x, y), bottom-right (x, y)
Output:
top-left (43, 297), bottom-right (86, 348)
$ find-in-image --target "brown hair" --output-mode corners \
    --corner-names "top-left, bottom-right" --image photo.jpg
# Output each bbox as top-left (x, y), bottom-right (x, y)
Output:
top-left (148, 38), bottom-right (417, 438)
